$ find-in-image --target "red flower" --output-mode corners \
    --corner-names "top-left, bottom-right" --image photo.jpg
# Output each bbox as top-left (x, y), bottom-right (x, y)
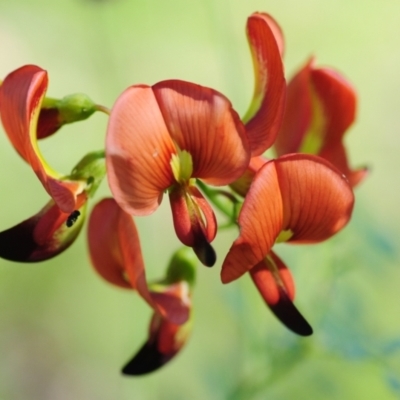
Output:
top-left (221, 154), bottom-right (354, 335)
top-left (122, 311), bottom-right (192, 376)
top-left (106, 80), bottom-right (251, 266)
top-left (88, 199), bottom-right (196, 374)
top-left (0, 197), bottom-right (86, 262)
top-left (0, 66), bottom-right (107, 262)
top-left (88, 198), bottom-right (191, 324)
top-left (105, 13), bottom-right (288, 266)
top-left (0, 65), bottom-right (87, 213)
top-left (274, 58), bottom-right (367, 188)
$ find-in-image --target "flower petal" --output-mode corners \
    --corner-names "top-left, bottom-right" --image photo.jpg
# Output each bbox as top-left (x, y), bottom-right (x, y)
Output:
top-left (229, 155), bottom-right (268, 197)
top-left (0, 197), bottom-right (86, 262)
top-left (275, 60), bottom-right (366, 187)
top-left (275, 154), bottom-right (354, 242)
top-left (274, 59), bottom-right (314, 155)
top-left (311, 67), bottom-right (356, 149)
top-left (169, 185), bottom-right (216, 267)
top-left (153, 80), bottom-right (250, 185)
top-left (221, 160), bottom-right (283, 283)
top-left (87, 198), bottom-right (131, 288)
top-left (250, 251), bottom-right (312, 336)
top-left (0, 65), bottom-right (84, 212)
top-left (319, 142), bottom-right (368, 188)
top-left (106, 85), bottom-right (176, 216)
top-left (242, 13), bottom-right (286, 156)
top-left (88, 198), bottom-right (189, 324)
top-left (122, 312), bottom-right (191, 376)
top-left (221, 154), bottom-right (354, 283)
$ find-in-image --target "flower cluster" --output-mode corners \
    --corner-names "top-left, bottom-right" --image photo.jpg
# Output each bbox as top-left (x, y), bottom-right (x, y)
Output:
top-left (0, 12), bottom-right (366, 375)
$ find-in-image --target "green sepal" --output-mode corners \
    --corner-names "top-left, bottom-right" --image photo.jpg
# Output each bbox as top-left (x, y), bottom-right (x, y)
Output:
top-left (41, 93), bottom-right (98, 124)
top-left (164, 247), bottom-right (197, 288)
top-left (69, 150), bottom-right (106, 198)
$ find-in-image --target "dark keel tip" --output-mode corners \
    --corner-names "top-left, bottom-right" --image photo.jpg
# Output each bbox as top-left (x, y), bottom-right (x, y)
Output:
top-left (193, 237), bottom-right (216, 267)
top-left (270, 291), bottom-right (313, 337)
top-left (121, 342), bottom-right (172, 376)
top-left (0, 220), bottom-right (38, 262)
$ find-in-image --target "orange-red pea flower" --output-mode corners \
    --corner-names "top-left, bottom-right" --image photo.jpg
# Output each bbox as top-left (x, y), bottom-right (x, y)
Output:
top-left (0, 198), bottom-right (86, 262)
top-left (0, 65), bottom-right (87, 213)
top-left (88, 199), bottom-right (193, 375)
top-left (221, 154), bottom-right (354, 335)
top-left (122, 247), bottom-right (196, 375)
top-left (273, 59), bottom-right (367, 188)
top-left (122, 311), bottom-right (192, 376)
top-left (88, 198), bottom-right (190, 325)
top-left (105, 10), bottom-right (287, 266)
top-left (106, 80), bottom-right (251, 266)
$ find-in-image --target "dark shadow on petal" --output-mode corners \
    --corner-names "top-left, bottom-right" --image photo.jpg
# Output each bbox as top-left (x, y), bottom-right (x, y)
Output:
top-left (269, 289), bottom-right (313, 336)
top-left (121, 341), bottom-right (173, 376)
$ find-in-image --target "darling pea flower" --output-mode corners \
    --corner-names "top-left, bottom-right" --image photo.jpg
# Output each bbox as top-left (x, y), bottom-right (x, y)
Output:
top-left (0, 151), bottom-right (105, 262)
top-left (0, 65), bottom-right (101, 213)
top-left (122, 311), bottom-right (193, 376)
top-left (221, 154), bottom-right (354, 335)
top-left (88, 200), bottom-right (195, 374)
top-left (274, 59), bottom-right (367, 187)
top-left (106, 12), bottom-right (287, 266)
top-left (88, 198), bottom-right (191, 325)
top-left (0, 197), bottom-right (86, 262)
top-left (122, 248), bottom-right (196, 375)
top-left (106, 80), bottom-right (250, 266)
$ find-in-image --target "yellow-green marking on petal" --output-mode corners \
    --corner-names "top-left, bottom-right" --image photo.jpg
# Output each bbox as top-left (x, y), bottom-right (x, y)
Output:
top-left (170, 149), bottom-right (193, 184)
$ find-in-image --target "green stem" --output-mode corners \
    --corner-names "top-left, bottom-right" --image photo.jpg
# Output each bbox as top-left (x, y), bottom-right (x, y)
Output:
top-left (95, 104), bottom-right (111, 115)
top-left (196, 180), bottom-right (241, 225)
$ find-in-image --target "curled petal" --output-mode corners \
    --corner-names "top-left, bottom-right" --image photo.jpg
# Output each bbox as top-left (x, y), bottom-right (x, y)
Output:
top-left (0, 197), bottom-right (86, 262)
top-left (221, 161), bottom-right (283, 283)
top-left (311, 67), bottom-right (356, 149)
top-left (250, 252), bottom-right (312, 336)
top-left (106, 85), bottom-right (176, 215)
top-left (0, 65), bottom-right (85, 212)
top-left (221, 154), bottom-right (354, 283)
top-left (274, 59), bottom-right (314, 155)
top-left (122, 312), bottom-right (192, 376)
top-left (88, 198), bottom-right (189, 324)
top-left (243, 12), bottom-right (286, 155)
top-left (87, 198), bottom-right (131, 288)
top-left (275, 60), bottom-right (366, 187)
top-left (153, 80), bottom-right (250, 185)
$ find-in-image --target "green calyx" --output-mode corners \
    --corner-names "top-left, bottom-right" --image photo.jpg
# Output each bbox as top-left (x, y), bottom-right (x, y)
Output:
top-left (41, 93), bottom-right (98, 124)
top-left (165, 247), bottom-right (197, 288)
top-left (69, 150), bottom-right (106, 198)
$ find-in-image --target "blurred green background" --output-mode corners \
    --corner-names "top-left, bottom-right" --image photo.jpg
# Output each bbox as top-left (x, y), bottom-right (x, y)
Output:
top-left (0, 0), bottom-right (399, 399)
